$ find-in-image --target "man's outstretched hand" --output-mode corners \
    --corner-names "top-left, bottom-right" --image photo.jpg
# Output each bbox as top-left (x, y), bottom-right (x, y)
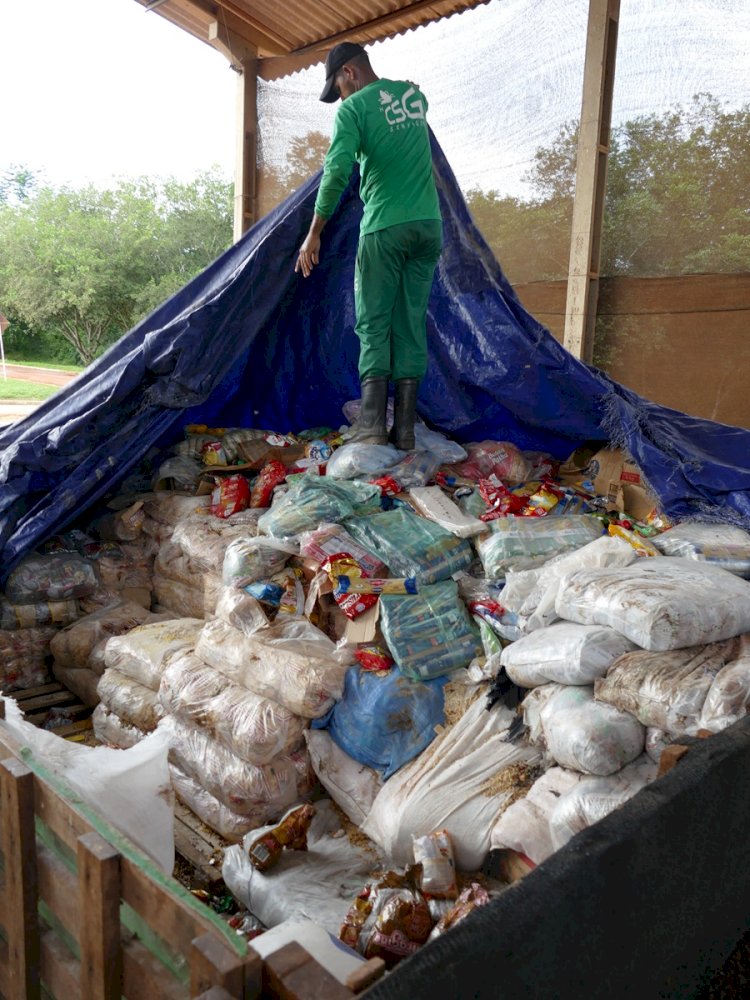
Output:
top-left (295, 233), bottom-right (321, 277)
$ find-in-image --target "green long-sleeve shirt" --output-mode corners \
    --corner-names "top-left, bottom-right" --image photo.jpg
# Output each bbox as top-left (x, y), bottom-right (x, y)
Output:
top-left (314, 79), bottom-right (441, 236)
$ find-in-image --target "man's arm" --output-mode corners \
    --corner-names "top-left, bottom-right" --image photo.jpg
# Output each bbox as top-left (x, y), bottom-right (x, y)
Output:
top-left (296, 105), bottom-right (359, 277)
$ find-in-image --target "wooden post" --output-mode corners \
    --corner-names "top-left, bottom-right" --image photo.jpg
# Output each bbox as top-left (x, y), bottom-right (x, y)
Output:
top-left (234, 46), bottom-right (259, 241)
top-left (563, 0), bottom-right (620, 363)
top-left (190, 932), bottom-right (262, 998)
top-left (0, 757), bottom-right (41, 1000)
top-left (77, 831), bottom-right (122, 999)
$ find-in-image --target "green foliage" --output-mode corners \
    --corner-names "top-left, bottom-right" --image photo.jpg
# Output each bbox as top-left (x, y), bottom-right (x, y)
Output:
top-left (0, 378), bottom-right (57, 401)
top-left (0, 168), bottom-right (232, 364)
top-left (466, 95), bottom-right (750, 283)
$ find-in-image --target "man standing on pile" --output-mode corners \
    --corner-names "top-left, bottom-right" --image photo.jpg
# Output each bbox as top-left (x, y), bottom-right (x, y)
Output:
top-left (295, 42), bottom-right (442, 451)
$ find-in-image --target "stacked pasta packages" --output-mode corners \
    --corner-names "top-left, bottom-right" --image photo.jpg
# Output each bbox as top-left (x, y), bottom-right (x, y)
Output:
top-left (94, 618), bottom-right (204, 747)
top-left (157, 588), bottom-right (353, 841)
top-left (0, 552), bottom-right (99, 693)
top-left (144, 492), bottom-right (264, 619)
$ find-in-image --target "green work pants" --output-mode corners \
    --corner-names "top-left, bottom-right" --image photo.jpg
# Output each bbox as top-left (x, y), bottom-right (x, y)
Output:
top-left (354, 219), bottom-right (442, 382)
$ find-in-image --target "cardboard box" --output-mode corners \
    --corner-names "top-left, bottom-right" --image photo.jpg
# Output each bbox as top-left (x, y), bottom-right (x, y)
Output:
top-left (559, 446), bottom-right (658, 521)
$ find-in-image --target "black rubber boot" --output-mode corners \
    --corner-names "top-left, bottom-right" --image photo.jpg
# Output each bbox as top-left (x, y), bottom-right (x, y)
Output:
top-left (347, 376), bottom-right (388, 445)
top-left (392, 378), bottom-right (420, 451)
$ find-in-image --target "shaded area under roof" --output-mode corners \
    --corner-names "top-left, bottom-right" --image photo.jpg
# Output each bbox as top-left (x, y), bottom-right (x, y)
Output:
top-left (134, 0), bottom-right (491, 78)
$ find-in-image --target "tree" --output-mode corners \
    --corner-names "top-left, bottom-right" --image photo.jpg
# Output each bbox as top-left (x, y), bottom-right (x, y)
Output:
top-left (0, 169), bottom-right (232, 363)
top-left (466, 95), bottom-right (750, 283)
top-left (258, 130), bottom-right (332, 217)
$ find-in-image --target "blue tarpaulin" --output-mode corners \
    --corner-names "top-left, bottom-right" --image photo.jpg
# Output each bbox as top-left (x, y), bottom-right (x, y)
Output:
top-left (2, 134), bottom-right (750, 576)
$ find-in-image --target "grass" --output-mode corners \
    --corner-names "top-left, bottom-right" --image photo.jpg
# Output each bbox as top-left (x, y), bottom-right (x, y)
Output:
top-left (5, 358), bottom-right (84, 373)
top-left (0, 378), bottom-right (58, 401)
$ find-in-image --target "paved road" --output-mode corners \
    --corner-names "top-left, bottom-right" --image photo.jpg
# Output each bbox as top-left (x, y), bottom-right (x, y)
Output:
top-left (2, 363), bottom-right (78, 387)
top-left (0, 402), bottom-right (37, 426)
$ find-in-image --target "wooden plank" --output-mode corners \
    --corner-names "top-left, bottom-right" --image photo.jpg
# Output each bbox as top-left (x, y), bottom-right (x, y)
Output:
top-left (17, 690), bottom-right (79, 713)
top-left (344, 957), bottom-right (386, 994)
top-left (39, 928), bottom-right (81, 1000)
top-left (11, 683), bottom-right (65, 702)
top-left (597, 272), bottom-right (750, 315)
top-left (563, 0), bottom-right (620, 362)
top-left (1, 757), bottom-right (41, 1000)
top-left (262, 942), bottom-right (353, 1000)
top-left (49, 718), bottom-right (94, 739)
top-left (174, 803), bottom-right (225, 887)
top-left (190, 933), bottom-right (261, 998)
top-left (122, 936), bottom-right (186, 1000)
top-left (37, 841), bottom-right (80, 944)
top-left (78, 831), bottom-right (122, 999)
top-left (232, 44), bottom-right (259, 240)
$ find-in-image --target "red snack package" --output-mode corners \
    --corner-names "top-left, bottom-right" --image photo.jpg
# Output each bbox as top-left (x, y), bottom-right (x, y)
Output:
top-left (355, 643), bottom-right (395, 672)
top-left (323, 553), bottom-right (378, 620)
top-left (251, 460), bottom-right (287, 508)
top-left (478, 479), bottom-right (528, 521)
top-left (210, 475), bottom-right (251, 519)
top-left (370, 475), bottom-right (402, 498)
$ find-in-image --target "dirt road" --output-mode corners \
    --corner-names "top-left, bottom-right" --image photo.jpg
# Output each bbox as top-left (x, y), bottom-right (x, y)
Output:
top-left (2, 364), bottom-right (78, 387)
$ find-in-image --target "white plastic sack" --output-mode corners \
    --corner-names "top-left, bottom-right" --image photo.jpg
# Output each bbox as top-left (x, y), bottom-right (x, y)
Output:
top-left (222, 799), bottom-right (384, 935)
top-left (594, 634), bottom-right (749, 735)
top-left (97, 669), bottom-right (165, 731)
top-left (500, 622), bottom-right (637, 687)
top-left (548, 755), bottom-right (658, 852)
top-left (50, 600), bottom-right (156, 671)
top-left (92, 703), bottom-right (148, 748)
top-left (213, 587), bottom-right (269, 637)
top-left (159, 651), bottom-right (307, 764)
top-left (477, 515), bottom-right (604, 579)
top-left (163, 716), bottom-right (307, 819)
top-left (653, 522), bottom-right (750, 577)
top-left (490, 766), bottom-right (585, 864)
top-left (362, 698), bottom-right (544, 870)
top-left (52, 663), bottom-right (100, 707)
top-left (556, 558), bottom-right (750, 651)
top-left (171, 509), bottom-right (264, 571)
top-left (194, 619), bottom-right (351, 718)
top-left (407, 486), bottom-right (486, 538)
top-left (413, 424), bottom-right (467, 463)
top-left (644, 727), bottom-right (671, 764)
top-left (104, 618), bottom-right (204, 690)
top-left (499, 536), bottom-right (636, 635)
top-left (305, 729), bottom-right (383, 827)
top-left (325, 442), bottom-right (401, 480)
top-left (0, 696), bottom-right (174, 873)
top-left (169, 763), bottom-right (257, 842)
top-left (222, 536), bottom-right (297, 586)
top-left (143, 491), bottom-right (207, 527)
top-left (152, 571), bottom-right (222, 619)
top-left (523, 684), bottom-right (645, 775)
top-left (699, 635), bottom-right (750, 732)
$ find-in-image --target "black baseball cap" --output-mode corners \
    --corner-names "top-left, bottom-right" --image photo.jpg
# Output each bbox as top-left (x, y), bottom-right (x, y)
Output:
top-left (319, 42), bottom-right (366, 103)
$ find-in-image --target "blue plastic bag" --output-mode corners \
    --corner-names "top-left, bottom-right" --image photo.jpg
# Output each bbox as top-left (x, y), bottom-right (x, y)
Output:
top-left (311, 665), bottom-right (447, 779)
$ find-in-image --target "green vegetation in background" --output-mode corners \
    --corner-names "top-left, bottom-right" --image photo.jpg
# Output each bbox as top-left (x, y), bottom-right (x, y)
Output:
top-left (465, 95), bottom-right (750, 283)
top-left (0, 167), bottom-right (232, 365)
top-left (0, 378), bottom-right (58, 401)
top-left (0, 95), bottom-right (747, 370)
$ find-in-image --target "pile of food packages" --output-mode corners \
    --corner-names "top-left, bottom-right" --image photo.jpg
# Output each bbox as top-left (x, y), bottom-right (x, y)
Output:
top-left (3, 406), bottom-right (750, 968)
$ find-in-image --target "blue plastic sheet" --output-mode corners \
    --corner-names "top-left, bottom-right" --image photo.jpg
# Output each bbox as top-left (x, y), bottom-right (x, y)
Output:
top-left (311, 664), bottom-right (447, 779)
top-left (2, 132), bottom-right (750, 576)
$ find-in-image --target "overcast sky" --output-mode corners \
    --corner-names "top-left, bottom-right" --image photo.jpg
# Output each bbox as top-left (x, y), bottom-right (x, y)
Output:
top-left (2, 0), bottom-right (749, 197)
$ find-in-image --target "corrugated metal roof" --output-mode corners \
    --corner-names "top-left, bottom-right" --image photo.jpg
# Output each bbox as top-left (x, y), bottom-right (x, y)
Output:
top-left (134, 0), bottom-right (491, 79)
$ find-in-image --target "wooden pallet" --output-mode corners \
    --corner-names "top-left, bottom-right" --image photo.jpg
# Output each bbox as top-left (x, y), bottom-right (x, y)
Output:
top-left (6, 681), bottom-right (94, 739)
top-left (174, 800), bottom-right (228, 888)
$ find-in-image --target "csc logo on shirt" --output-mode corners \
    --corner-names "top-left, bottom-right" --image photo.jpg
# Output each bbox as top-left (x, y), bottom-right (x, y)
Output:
top-left (379, 86), bottom-right (426, 126)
